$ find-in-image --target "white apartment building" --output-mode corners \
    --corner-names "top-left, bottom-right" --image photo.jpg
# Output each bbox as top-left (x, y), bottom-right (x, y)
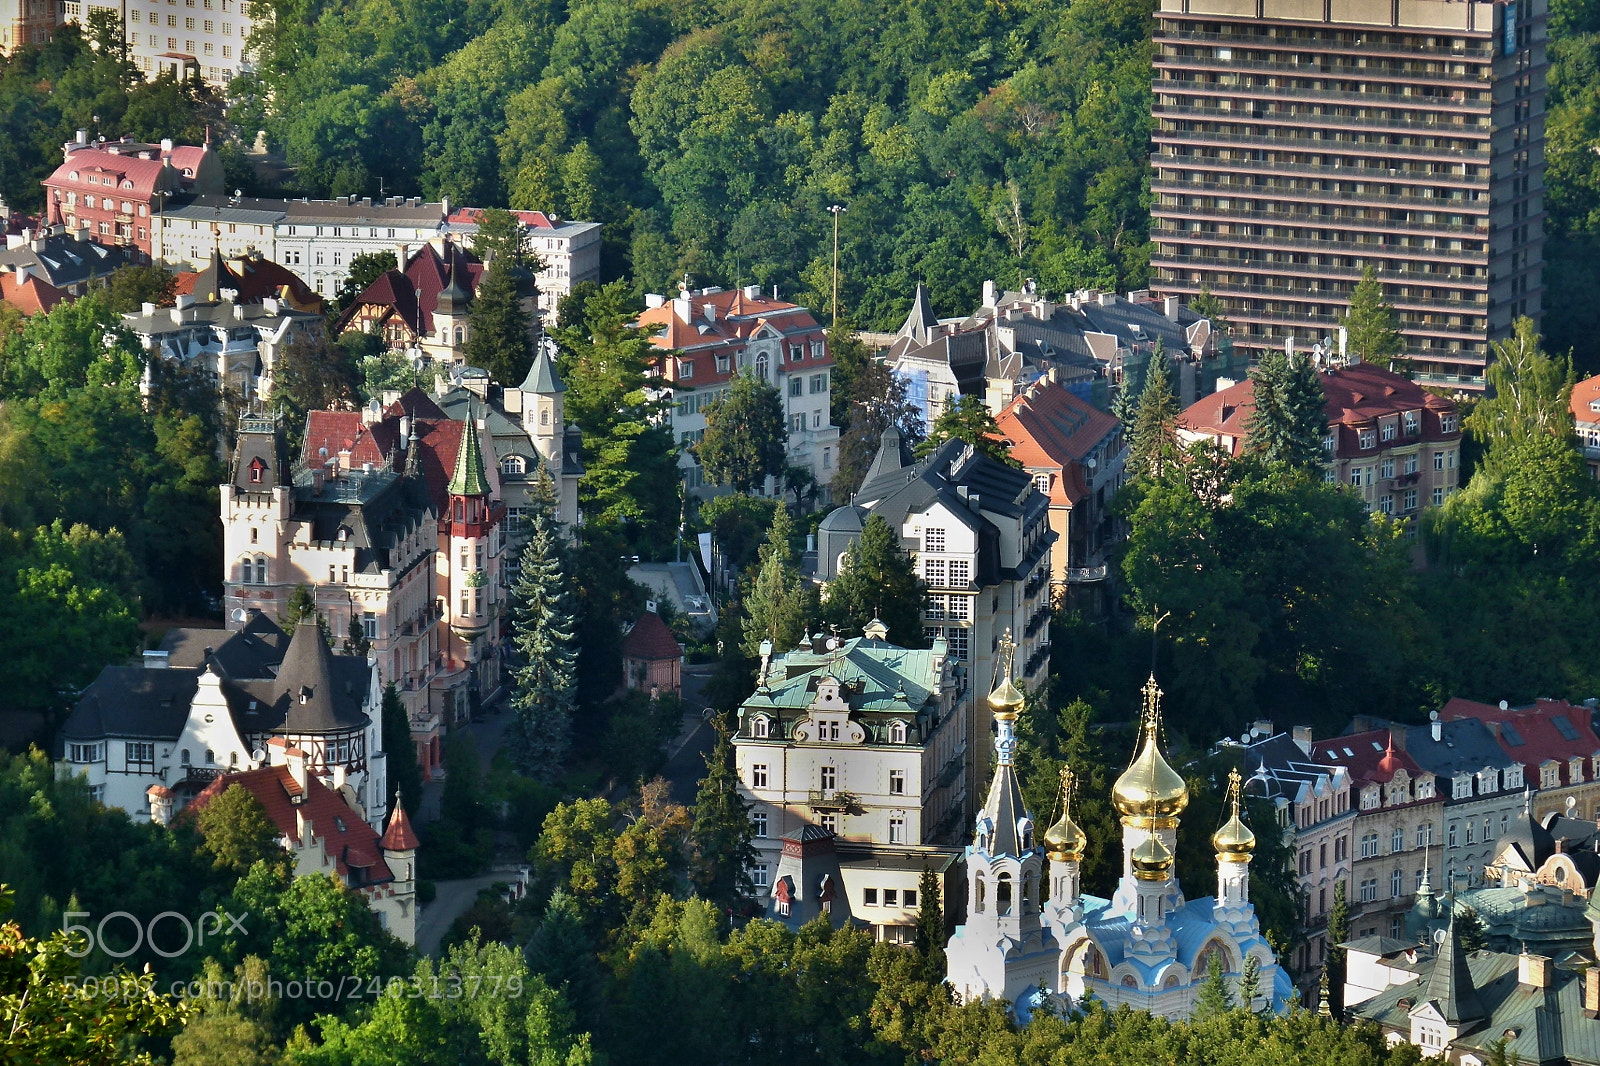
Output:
top-left (151, 196), bottom-right (602, 315)
top-left (121, 290), bottom-right (323, 401)
top-left (733, 624), bottom-right (967, 941)
top-left (636, 285), bottom-right (838, 499)
top-left (59, 0), bottom-right (255, 85)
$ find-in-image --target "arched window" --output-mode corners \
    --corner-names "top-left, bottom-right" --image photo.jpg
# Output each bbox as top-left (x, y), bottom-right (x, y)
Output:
top-left (540, 408), bottom-right (550, 426)
top-left (255, 556), bottom-right (268, 583)
top-left (501, 455), bottom-right (526, 476)
top-left (180, 748), bottom-right (190, 766)
top-left (454, 327), bottom-right (464, 345)
top-left (752, 716), bottom-right (769, 739)
top-left (440, 328), bottom-right (449, 343)
top-left (997, 872), bottom-right (1013, 916)
top-left (888, 721), bottom-right (907, 744)
top-left (1023, 872), bottom-right (1037, 913)
top-left (974, 874), bottom-right (986, 913)
top-left (755, 353), bottom-right (769, 380)
top-left (205, 748), bottom-right (215, 765)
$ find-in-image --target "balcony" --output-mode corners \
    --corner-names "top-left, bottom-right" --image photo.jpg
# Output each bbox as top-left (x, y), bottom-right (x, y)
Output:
top-left (1152, 53), bottom-right (1494, 94)
top-left (1024, 602), bottom-right (1052, 639)
top-left (1023, 643), bottom-right (1051, 679)
top-left (1151, 175), bottom-right (1495, 215)
top-left (1152, 222), bottom-right (1490, 268)
top-left (1065, 564), bottom-right (1109, 584)
top-left (808, 789), bottom-right (860, 811)
top-left (1153, 101), bottom-right (1492, 141)
top-left (1024, 569), bottom-right (1050, 599)
top-left (1151, 151), bottom-right (1491, 191)
top-left (1152, 26), bottom-right (1496, 63)
top-left (1151, 126), bottom-right (1492, 165)
top-left (1151, 194), bottom-right (1489, 238)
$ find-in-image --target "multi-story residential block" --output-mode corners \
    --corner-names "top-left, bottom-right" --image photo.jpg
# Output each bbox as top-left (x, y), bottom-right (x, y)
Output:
top-left (56, 613), bottom-right (390, 827)
top-left (732, 623), bottom-right (967, 942)
top-left (222, 392), bottom-right (509, 775)
top-left (448, 209), bottom-right (601, 323)
top-left (185, 748), bottom-right (420, 944)
top-left (1394, 713), bottom-right (1525, 892)
top-left (121, 289), bottom-right (323, 401)
top-left (1312, 730), bottom-right (1443, 942)
top-left (0, 223), bottom-right (139, 296)
top-left (1234, 727), bottom-right (1355, 991)
top-left (334, 241), bottom-right (485, 365)
top-left (992, 371), bottom-right (1127, 602)
top-left (1440, 697), bottom-right (1600, 822)
top-left (1149, 0), bottom-right (1549, 389)
top-left (885, 281), bottom-right (1226, 426)
top-left (637, 285), bottom-right (837, 498)
top-left (1573, 373), bottom-right (1600, 479)
top-left (1, 0), bottom-right (55, 50)
top-left (43, 133), bottom-right (224, 259)
top-left (817, 432), bottom-right (1054, 810)
top-left (1180, 360), bottom-right (1462, 518)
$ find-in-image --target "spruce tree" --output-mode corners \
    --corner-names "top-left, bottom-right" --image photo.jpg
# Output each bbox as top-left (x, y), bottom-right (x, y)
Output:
top-left (1238, 951), bottom-right (1261, 1011)
top-left (824, 514), bottom-right (928, 646)
top-left (912, 867), bottom-right (945, 981)
top-left (1325, 879), bottom-right (1350, 1016)
top-left (1247, 348), bottom-right (1327, 473)
top-left (689, 718), bottom-right (757, 915)
top-left (466, 260), bottom-right (536, 388)
top-left (1343, 266), bottom-right (1404, 367)
top-left (1128, 344), bottom-right (1182, 478)
top-left (740, 506), bottom-right (810, 658)
top-left (1193, 951), bottom-right (1233, 1019)
top-left (508, 508), bottom-right (579, 781)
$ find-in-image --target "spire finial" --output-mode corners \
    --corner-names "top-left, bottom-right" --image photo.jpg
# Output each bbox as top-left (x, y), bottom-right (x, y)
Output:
top-left (1226, 766), bottom-right (1243, 820)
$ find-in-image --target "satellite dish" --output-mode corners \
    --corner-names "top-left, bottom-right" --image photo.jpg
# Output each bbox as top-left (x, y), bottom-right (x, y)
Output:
top-left (251, 748), bottom-right (266, 763)
top-left (231, 607), bottom-right (247, 623)
top-left (1432, 928), bottom-right (1447, 946)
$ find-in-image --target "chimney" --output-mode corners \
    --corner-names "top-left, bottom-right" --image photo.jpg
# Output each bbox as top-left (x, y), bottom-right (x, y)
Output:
top-left (1293, 725), bottom-right (1313, 754)
top-left (673, 294), bottom-right (692, 323)
top-left (395, 243), bottom-right (409, 271)
top-left (1518, 953), bottom-right (1552, 990)
top-left (286, 746), bottom-right (308, 794)
top-left (644, 293), bottom-right (665, 309)
top-left (1391, 728), bottom-right (1406, 753)
top-left (1163, 295), bottom-right (1180, 320)
top-left (1585, 966), bottom-right (1599, 1017)
top-left (743, 283), bottom-right (761, 299)
top-left (1431, 711), bottom-right (1442, 743)
top-left (175, 293), bottom-right (196, 311)
top-left (142, 649), bottom-right (170, 669)
top-left (982, 279), bottom-right (997, 308)
top-left (141, 301), bottom-right (156, 317)
top-left (160, 138), bottom-right (173, 158)
top-left (1098, 291), bottom-right (1115, 307)
top-left (75, 128), bottom-right (88, 146)
top-left (360, 196), bottom-right (372, 207)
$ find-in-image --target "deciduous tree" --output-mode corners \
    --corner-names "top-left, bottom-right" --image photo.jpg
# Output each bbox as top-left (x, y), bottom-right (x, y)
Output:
top-left (824, 514), bottom-right (927, 646)
top-left (697, 371), bottom-right (788, 493)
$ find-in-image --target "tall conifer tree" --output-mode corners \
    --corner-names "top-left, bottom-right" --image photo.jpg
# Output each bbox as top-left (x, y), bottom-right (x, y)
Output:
top-left (1343, 266), bottom-right (1404, 367)
top-left (508, 507), bottom-right (579, 780)
top-left (689, 718), bottom-right (757, 915)
top-left (825, 514), bottom-right (927, 646)
top-left (1247, 348), bottom-right (1327, 473)
top-left (741, 506), bottom-right (810, 658)
top-left (1129, 344), bottom-right (1182, 478)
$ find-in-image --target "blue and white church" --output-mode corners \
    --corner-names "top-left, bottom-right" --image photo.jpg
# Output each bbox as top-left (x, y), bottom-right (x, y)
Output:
top-left (946, 649), bottom-right (1294, 1019)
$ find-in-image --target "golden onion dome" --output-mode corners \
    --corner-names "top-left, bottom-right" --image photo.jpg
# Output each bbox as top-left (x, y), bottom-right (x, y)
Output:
top-left (1131, 832), bottom-right (1175, 881)
top-left (1211, 811), bottom-right (1256, 862)
top-left (1113, 676), bottom-right (1189, 822)
top-left (988, 676), bottom-right (1026, 721)
top-left (1211, 766), bottom-right (1256, 861)
top-left (1044, 806), bottom-right (1087, 862)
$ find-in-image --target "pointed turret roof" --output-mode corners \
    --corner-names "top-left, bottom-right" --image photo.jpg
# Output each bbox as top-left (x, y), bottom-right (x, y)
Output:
top-left (860, 426), bottom-right (913, 492)
top-left (380, 798), bottom-right (420, 851)
top-left (278, 619), bottom-right (366, 733)
top-left (519, 341), bottom-right (566, 395)
top-left (899, 282), bottom-right (938, 346)
top-left (448, 415), bottom-right (490, 497)
top-left (1423, 911), bottom-right (1484, 1025)
top-left (435, 254), bottom-right (472, 316)
top-left (981, 761), bottom-right (1029, 857)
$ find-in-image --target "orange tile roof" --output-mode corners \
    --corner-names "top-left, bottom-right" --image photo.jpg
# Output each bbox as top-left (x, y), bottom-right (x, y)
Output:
top-left (622, 610), bottom-right (682, 661)
top-left (636, 289), bottom-right (831, 389)
top-left (1572, 374), bottom-right (1600, 428)
top-left (995, 380), bottom-right (1120, 506)
top-left (0, 272), bottom-right (65, 315)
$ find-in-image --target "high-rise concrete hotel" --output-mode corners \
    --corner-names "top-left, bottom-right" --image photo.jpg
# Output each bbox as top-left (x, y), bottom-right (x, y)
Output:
top-left (1150, 0), bottom-right (1547, 389)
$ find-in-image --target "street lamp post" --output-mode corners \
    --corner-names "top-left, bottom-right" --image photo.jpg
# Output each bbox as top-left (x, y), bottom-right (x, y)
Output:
top-left (828, 204), bottom-right (846, 328)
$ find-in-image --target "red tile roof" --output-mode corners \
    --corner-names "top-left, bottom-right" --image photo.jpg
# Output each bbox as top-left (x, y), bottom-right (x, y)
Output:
top-left (622, 610), bottom-right (682, 661)
top-left (1312, 729), bottom-right (1427, 788)
top-left (636, 288), bottom-right (832, 389)
top-left (379, 803), bottom-right (419, 850)
top-left (0, 271), bottom-right (65, 315)
top-left (334, 243), bottom-right (482, 338)
top-left (1180, 361), bottom-right (1459, 459)
top-left (192, 764), bottom-right (394, 883)
top-left (174, 253), bottom-right (324, 313)
top-left (301, 390), bottom-right (468, 514)
top-left (1439, 698), bottom-right (1600, 788)
top-left (995, 379), bottom-right (1120, 507)
top-left (1572, 374), bottom-right (1600, 428)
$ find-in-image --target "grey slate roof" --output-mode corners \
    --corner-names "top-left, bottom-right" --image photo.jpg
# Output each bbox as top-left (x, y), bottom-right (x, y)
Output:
top-left (1404, 718), bottom-right (1521, 796)
top-left (982, 761), bottom-right (1030, 857)
top-left (60, 667), bottom-right (200, 741)
top-left (0, 231), bottom-right (135, 288)
top-left (1424, 914), bottom-right (1485, 1024)
top-left (517, 343), bottom-right (566, 394)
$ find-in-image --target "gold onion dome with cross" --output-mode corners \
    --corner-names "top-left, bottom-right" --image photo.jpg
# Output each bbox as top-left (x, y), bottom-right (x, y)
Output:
top-left (987, 629), bottom-right (1026, 722)
top-left (1043, 765), bottom-right (1088, 863)
top-left (1112, 674), bottom-right (1190, 827)
top-left (1211, 767), bottom-right (1257, 862)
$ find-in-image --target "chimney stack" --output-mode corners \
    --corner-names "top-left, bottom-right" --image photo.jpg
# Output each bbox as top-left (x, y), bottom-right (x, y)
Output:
top-left (286, 745), bottom-right (308, 794)
top-left (1518, 953), bottom-right (1552, 990)
top-left (1431, 711), bottom-right (1442, 743)
top-left (146, 785), bottom-right (174, 827)
top-left (1293, 725), bottom-right (1313, 754)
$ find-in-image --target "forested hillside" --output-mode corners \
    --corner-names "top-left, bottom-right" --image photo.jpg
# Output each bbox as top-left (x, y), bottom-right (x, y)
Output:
top-left (230, 0), bottom-right (1159, 326)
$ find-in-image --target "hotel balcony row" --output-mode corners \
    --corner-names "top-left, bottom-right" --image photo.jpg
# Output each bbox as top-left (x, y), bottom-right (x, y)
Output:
top-left (1152, 173), bottom-right (1493, 213)
top-left (1152, 223), bottom-right (1491, 268)
top-left (1153, 100), bottom-right (1493, 140)
top-left (1148, 250), bottom-right (1489, 301)
top-left (1152, 125), bottom-right (1493, 165)
top-left (1154, 74), bottom-right (1493, 118)
top-left (1152, 151), bottom-right (1493, 192)
top-left (1153, 25), bottom-right (1497, 62)
top-left (1155, 196), bottom-right (1491, 238)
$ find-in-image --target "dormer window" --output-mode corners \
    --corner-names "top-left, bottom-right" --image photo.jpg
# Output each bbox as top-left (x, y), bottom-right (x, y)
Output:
top-left (501, 455), bottom-right (526, 476)
top-left (751, 716), bottom-right (769, 739)
top-left (299, 687), bottom-right (311, 704)
top-left (888, 721), bottom-right (907, 744)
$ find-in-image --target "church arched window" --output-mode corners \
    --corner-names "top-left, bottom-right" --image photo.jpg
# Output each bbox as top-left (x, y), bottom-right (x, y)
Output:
top-left (1022, 872), bottom-right (1037, 913)
top-left (974, 874), bottom-right (986, 913)
top-left (997, 872), bottom-right (1013, 916)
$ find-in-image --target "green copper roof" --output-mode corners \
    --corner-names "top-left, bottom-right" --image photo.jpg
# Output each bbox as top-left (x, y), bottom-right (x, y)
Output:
top-left (449, 415), bottom-right (490, 497)
top-left (518, 343), bottom-right (566, 394)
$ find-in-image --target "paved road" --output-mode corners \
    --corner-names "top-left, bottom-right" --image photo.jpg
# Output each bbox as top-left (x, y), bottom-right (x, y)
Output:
top-left (414, 873), bottom-right (510, 957)
top-left (662, 664), bottom-right (717, 807)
